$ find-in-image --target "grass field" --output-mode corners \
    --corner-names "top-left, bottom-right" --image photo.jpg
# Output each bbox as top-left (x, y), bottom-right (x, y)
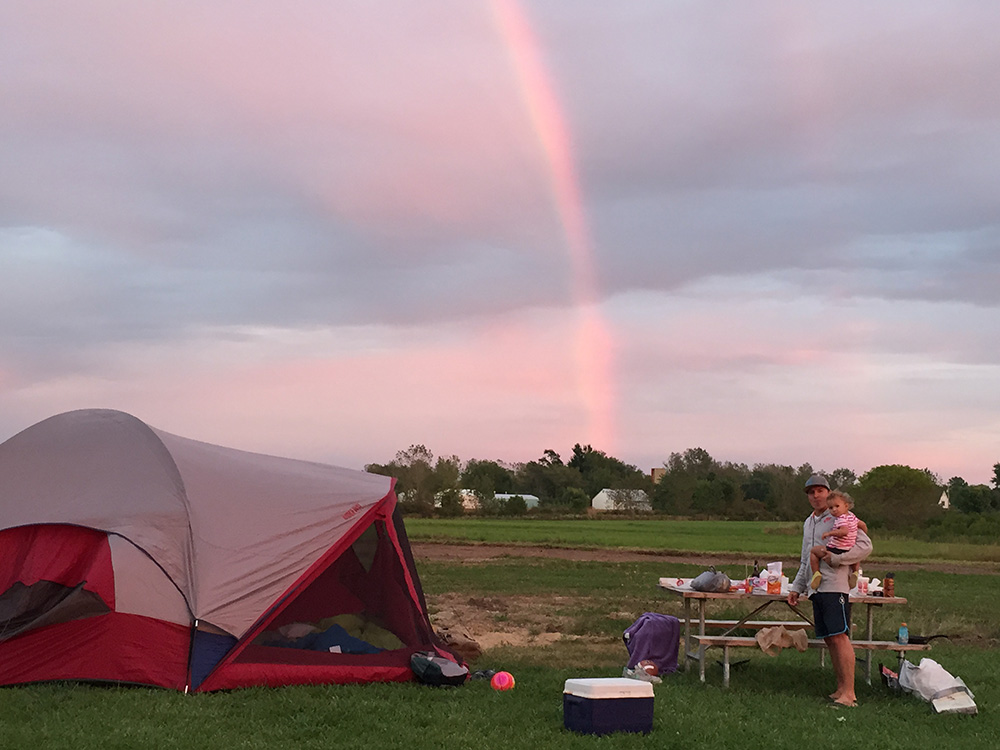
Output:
top-left (404, 517), bottom-right (1000, 565)
top-left (2, 518), bottom-right (995, 749)
top-left (1, 652), bottom-right (992, 750)
top-left (419, 557), bottom-right (1000, 643)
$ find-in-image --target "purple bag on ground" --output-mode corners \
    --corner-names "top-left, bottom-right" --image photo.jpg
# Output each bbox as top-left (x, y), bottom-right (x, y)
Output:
top-left (623, 612), bottom-right (680, 674)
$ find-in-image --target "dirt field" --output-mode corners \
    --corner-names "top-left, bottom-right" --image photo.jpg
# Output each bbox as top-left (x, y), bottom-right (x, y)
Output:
top-left (411, 540), bottom-right (994, 573)
top-left (413, 541), bottom-right (995, 658)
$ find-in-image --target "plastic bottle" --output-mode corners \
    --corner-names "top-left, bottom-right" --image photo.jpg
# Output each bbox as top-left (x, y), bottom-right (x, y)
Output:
top-left (897, 622), bottom-right (909, 645)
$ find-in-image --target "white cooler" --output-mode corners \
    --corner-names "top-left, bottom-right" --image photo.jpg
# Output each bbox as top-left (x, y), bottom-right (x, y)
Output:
top-left (563, 678), bottom-right (654, 735)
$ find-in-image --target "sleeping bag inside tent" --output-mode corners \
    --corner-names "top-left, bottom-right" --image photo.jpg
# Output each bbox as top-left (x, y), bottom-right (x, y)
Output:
top-left (0, 409), bottom-right (460, 691)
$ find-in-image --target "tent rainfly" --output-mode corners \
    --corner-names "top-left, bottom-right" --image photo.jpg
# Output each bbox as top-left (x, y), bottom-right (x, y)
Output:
top-left (0, 409), bottom-right (459, 691)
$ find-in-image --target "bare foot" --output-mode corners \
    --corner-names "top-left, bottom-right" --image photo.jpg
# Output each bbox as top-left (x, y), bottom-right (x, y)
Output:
top-left (830, 699), bottom-right (858, 708)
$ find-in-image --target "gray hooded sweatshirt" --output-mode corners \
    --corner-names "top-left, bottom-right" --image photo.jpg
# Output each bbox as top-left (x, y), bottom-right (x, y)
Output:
top-left (789, 509), bottom-right (873, 595)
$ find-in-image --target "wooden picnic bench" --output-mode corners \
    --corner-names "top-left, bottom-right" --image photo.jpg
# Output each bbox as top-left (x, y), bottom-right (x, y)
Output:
top-left (695, 634), bottom-right (932, 688)
top-left (658, 577), bottom-right (917, 686)
top-left (700, 619), bottom-right (813, 631)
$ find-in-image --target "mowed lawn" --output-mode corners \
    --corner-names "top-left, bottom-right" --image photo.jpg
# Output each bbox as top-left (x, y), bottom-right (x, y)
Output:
top-left (1, 518), bottom-right (996, 749)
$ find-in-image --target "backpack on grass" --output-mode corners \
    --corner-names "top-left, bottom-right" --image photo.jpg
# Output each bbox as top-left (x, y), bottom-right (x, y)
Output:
top-left (410, 651), bottom-right (469, 686)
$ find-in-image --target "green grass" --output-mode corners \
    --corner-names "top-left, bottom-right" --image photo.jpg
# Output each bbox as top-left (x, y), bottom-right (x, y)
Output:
top-left (405, 517), bottom-right (1000, 565)
top-left (2, 651), bottom-right (994, 750)
top-left (3, 519), bottom-right (997, 748)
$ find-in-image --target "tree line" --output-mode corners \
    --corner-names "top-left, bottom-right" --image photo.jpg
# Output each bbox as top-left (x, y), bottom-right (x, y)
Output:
top-left (365, 443), bottom-right (648, 517)
top-left (365, 445), bottom-right (1000, 534)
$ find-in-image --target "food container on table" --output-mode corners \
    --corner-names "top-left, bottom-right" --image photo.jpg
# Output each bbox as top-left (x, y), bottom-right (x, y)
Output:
top-left (883, 573), bottom-right (895, 597)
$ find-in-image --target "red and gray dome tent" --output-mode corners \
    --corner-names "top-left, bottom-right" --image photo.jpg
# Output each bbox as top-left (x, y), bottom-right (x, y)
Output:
top-left (0, 409), bottom-right (458, 691)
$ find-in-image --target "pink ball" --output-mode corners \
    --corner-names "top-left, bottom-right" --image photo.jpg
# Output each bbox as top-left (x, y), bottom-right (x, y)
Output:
top-left (490, 671), bottom-right (515, 691)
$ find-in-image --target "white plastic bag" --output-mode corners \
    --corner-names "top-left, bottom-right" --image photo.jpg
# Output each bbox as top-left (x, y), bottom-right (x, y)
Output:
top-left (898, 658), bottom-right (977, 715)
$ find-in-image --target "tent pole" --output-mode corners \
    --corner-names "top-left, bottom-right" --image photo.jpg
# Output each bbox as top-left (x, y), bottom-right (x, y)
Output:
top-left (184, 618), bottom-right (199, 694)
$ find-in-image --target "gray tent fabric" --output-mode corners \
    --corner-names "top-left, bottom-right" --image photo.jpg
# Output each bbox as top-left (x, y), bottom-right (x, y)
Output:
top-left (107, 533), bottom-right (190, 625)
top-left (0, 409), bottom-right (394, 638)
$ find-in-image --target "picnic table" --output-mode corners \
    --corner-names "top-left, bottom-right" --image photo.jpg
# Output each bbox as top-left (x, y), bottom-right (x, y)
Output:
top-left (658, 576), bottom-right (929, 687)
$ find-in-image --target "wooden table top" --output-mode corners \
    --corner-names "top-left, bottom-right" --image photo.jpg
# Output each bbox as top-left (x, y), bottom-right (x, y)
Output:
top-left (658, 577), bottom-right (907, 604)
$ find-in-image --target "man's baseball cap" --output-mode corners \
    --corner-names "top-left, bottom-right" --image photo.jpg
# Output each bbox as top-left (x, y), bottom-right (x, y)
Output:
top-left (804, 474), bottom-right (830, 491)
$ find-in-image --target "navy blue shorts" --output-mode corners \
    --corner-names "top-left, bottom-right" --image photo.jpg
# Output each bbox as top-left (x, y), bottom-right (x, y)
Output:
top-left (811, 592), bottom-right (852, 639)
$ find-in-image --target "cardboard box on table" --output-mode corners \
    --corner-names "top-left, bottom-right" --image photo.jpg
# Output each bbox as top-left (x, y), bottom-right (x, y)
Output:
top-left (563, 678), bottom-right (654, 735)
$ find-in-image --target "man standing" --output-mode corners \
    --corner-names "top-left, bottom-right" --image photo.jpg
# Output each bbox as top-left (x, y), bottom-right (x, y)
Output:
top-left (787, 474), bottom-right (871, 707)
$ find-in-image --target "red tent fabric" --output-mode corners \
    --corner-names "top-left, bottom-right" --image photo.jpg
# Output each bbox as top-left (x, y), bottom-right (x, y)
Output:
top-left (0, 409), bottom-right (457, 691)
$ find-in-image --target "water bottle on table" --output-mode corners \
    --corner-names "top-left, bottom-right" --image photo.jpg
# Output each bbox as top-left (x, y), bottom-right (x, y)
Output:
top-left (897, 622), bottom-right (909, 645)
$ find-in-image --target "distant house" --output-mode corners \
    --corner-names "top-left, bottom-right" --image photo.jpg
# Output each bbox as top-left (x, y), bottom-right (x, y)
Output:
top-left (591, 488), bottom-right (652, 512)
top-left (939, 490), bottom-right (950, 510)
top-left (457, 490), bottom-right (479, 511)
top-left (450, 490), bottom-right (540, 512)
top-left (495, 493), bottom-right (539, 510)
top-left (433, 489), bottom-right (480, 511)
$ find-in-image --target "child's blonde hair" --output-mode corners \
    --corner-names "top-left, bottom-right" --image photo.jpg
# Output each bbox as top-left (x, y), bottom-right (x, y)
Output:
top-left (828, 489), bottom-right (854, 509)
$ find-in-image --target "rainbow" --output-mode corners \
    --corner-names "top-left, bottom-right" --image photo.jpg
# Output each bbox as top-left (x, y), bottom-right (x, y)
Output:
top-left (491, 0), bottom-right (616, 451)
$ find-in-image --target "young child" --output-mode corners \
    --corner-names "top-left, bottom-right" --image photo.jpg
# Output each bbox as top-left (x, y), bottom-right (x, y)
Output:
top-left (809, 490), bottom-right (868, 590)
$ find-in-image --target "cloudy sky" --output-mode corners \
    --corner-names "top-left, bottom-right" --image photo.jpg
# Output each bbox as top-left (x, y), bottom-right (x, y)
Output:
top-left (2, 1), bottom-right (999, 484)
